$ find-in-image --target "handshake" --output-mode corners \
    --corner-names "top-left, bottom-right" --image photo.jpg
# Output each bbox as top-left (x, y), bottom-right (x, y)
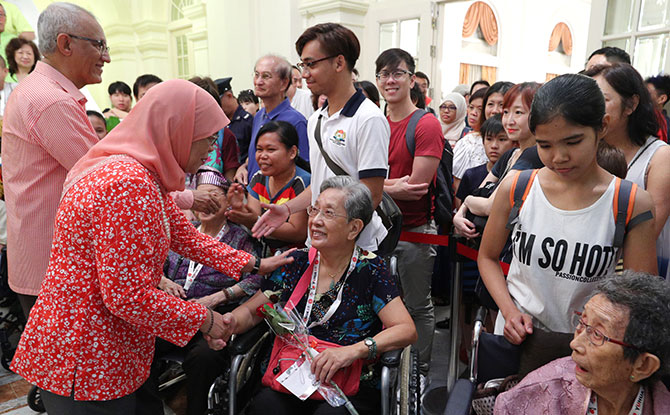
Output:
top-left (200, 310), bottom-right (237, 350)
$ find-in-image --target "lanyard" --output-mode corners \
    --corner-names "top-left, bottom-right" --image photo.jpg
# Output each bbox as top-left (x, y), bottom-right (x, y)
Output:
top-left (301, 246), bottom-right (360, 329)
top-left (587, 386), bottom-right (645, 415)
top-left (183, 224), bottom-right (227, 291)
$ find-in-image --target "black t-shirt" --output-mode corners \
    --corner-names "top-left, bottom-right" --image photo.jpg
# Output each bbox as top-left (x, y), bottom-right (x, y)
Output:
top-left (491, 146), bottom-right (544, 179)
top-left (456, 163), bottom-right (488, 200)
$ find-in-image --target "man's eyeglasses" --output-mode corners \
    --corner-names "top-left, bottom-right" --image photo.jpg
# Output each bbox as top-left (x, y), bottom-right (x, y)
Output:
top-left (572, 311), bottom-right (639, 350)
top-left (375, 69), bottom-right (413, 81)
top-left (66, 33), bottom-right (109, 55)
top-left (296, 55), bottom-right (338, 70)
top-left (306, 205), bottom-right (348, 221)
top-left (439, 105), bottom-right (458, 112)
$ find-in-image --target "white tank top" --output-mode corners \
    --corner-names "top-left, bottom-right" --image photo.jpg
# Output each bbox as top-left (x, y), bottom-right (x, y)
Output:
top-left (626, 136), bottom-right (670, 280)
top-left (494, 176), bottom-right (620, 334)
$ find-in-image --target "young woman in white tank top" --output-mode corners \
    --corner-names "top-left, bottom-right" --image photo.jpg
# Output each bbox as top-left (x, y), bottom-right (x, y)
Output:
top-left (477, 74), bottom-right (657, 346)
top-left (585, 63), bottom-right (670, 281)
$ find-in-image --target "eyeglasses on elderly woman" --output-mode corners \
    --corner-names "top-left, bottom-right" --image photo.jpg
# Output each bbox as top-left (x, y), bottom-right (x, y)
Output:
top-left (572, 311), bottom-right (640, 350)
top-left (306, 205), bottom-right (348, 221)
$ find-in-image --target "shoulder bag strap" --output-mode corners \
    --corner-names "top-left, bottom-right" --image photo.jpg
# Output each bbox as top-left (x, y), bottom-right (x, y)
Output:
top-left (505, 169), bottom-right (538, 230)
top-left (285, 248), bottom-right (318, 312)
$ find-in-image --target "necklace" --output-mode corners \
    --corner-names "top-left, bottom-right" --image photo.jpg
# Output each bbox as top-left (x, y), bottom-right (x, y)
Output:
top-left (324, 260), bottom-right (351, 290)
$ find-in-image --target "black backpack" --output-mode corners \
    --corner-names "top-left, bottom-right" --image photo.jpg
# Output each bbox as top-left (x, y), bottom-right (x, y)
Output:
top-left (405, 109), bottom-right (455, 228)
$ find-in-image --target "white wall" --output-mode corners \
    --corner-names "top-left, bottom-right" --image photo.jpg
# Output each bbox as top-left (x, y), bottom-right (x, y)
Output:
top-left (439, 0), bottom-right (594, 99)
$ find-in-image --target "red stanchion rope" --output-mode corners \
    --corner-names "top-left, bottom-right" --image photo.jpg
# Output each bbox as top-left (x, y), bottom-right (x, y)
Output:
top-left (399, 231), bottom-right (510, 274)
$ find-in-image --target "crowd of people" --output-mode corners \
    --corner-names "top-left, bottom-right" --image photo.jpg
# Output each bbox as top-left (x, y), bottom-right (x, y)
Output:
top-left (0, 2), bottom-right (668, 415)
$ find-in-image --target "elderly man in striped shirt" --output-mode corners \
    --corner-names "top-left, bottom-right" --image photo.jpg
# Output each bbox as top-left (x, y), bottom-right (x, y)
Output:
top-left (2, 2), bottom-right (109, 317)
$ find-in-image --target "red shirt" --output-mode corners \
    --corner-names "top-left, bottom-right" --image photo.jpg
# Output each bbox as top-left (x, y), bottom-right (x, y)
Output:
top-left (11, 159), bottom-right (253, 400)
top-left (387, 112), bottom-right (445, 228)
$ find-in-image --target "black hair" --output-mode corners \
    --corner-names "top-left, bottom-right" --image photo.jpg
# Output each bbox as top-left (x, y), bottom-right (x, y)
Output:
top-left (469, 87), bottom-right (488, 103)
top-left (645, 74), bottom-right (670, 102)
top-left (132, 74), bottom-right (163, 99)
top-left (597, 141), bottom-right (627, 179)
top-left (352, 68), bottom-right (359, 77)
top-left (237, 89), bottom-right (259, 105)
top-left (415, 71), bottom-right (429, 85)
top-left (480, 113), bottom-right (505, 138)
top-left (354, 80), bottom-right (380, 107)
top-left (479, 81), bottom-right (515, 125)
top-left (584, 63), bottom-right (659, 146)
top-left (108, 81), bottom-right (131, 96)
top-left (588, 46), bottom-right (631, 65)
top-left (86, 110), bottom-right (106, 124)
top-left (296, 23), bottom-right (360, 72)
top-left (529, 73), bottom-right (605, 134)
top-left (375, 48), bottom-right (415, 75)
top-left (410, 83), bottom-right (425, 109)
top-left (256, 121), bottom-right (310, 172)
top-left (469, 79), bottom-right (490, 95)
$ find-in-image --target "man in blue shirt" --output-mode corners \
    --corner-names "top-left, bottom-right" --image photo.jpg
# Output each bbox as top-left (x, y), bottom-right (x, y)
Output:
top-left (234, 54), bottom-right (308, 184)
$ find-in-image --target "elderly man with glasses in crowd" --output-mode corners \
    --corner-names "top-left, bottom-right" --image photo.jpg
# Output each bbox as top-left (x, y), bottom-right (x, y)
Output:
top-left (2, 2), bottom-right (109, 318)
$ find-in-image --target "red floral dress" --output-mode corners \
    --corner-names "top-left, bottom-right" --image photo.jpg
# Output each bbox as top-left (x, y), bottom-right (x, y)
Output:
top-left (11, 159), bottom-right (253, 400)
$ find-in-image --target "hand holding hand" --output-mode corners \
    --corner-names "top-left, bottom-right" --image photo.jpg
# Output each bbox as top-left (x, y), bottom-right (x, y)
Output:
top-left (201, 311), bottom-right (236, 349)
top-left (158, 276), bottom-right (186, 299)
top-left (503, 309), bottom-right (533, 345)
top-left (251, 203), bottom-right (290, 238)
top-left (190, 189), bottom-right (221, 215)
top-left (311, 345), bottom-right (362, 384)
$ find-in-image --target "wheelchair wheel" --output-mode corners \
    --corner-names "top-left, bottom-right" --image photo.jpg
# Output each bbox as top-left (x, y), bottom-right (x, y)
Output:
top-left (398, 346), bottom-right (419, 415)
top-left (27, 386), bottom-right (45, 412)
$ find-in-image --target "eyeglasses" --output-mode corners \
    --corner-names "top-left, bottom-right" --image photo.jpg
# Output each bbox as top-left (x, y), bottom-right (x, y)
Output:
top-left (306, 205), bottom-right (348, 221)
top-left (439, 105), bottom-right (458, 112)
top-left (572, 311), bottom-right (639, 350)
top-left (66, 33), bottom-right (110, 55)
top-left (296, 55), bottom-right (338, 70)
top-left (206, 134), bottom-right (217, 146)
top-left (375, 69), bottom-right (413, 81)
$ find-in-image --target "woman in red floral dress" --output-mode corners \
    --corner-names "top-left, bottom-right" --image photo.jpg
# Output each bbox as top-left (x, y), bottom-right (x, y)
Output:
top-left (10, 80), bottom-right (293, 414)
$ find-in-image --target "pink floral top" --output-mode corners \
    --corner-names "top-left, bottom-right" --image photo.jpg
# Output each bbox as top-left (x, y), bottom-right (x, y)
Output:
top-left (11, 159), bottom-right (253, 401)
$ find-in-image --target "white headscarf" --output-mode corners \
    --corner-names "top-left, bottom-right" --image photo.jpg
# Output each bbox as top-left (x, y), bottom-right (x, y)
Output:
top-left (439, 93), bottom-right (467, 148)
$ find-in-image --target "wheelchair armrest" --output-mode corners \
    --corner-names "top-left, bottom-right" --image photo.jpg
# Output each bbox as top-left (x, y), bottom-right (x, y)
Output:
top-left (228, 324), bottom-right (270, 355)
top-left (443, 378), bottom-right (475, 415)
top-left (380, 348), bottom-right (402, 368)
top-left (474, 306), bottom-right (487, 324)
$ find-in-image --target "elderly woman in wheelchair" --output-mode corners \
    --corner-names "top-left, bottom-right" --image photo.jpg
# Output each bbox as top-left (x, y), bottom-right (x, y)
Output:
top-left (493, 271), bottom-right (670, 414)
top-left (219, 176), bottom-right (417, 414)
top-left (157, 167), bottom-right (264, 415)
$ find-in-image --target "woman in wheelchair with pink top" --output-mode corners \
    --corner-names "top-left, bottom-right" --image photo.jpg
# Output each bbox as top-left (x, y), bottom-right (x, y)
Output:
top-left (495, 271), bottom-right (670, 414)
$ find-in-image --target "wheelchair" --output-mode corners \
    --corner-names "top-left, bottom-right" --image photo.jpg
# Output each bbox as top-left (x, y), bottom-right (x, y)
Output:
top-left (206, 256), bottom-right (421, 415)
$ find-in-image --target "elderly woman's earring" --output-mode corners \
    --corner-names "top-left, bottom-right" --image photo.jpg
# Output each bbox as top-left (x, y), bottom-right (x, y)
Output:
top-left (630, 375), bottom-right (635, 381)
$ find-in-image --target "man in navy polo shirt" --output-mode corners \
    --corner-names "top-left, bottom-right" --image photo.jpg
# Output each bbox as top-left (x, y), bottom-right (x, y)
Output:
top-left (234, 54), bottom-right (308, 184)
top-left (252, 23), bottom-right (390, 253)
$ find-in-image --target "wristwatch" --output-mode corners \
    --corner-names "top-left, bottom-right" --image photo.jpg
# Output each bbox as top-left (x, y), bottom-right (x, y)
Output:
top-left (364, 337), bottom-right (377, 360)
top-left (250, 256), bottom-right (261, 274)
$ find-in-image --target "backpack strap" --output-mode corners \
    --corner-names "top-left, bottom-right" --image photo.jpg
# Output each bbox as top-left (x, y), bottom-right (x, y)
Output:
top-left (612, 178), bottom-right (637, 248)
top-left (404, 109), bottom-right (429, 157)
top-left (505, 169), bottom-right (539, 231)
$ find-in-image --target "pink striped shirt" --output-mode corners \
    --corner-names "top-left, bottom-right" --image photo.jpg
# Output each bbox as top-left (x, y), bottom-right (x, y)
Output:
top-left (2, 61), bottom-right (98, 295)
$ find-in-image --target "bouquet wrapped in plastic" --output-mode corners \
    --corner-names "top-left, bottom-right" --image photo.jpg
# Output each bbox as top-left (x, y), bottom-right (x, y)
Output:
top-left (257, 301), bottom-right (360, 415)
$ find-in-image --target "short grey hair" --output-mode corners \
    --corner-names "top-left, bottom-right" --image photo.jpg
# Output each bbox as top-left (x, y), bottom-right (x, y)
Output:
top-left (593, 271), bottom-right (670, 385)
top-left (256, 54), bottom-right (292, 93)
top-left (38, 2), bottom-right (97, 56)
top-left (319, 176), bottom-right (373, 227)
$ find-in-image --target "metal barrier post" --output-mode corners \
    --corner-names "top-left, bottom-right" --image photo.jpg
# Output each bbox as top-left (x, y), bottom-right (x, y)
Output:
top-left (446, 234), bottom-right (462, 392)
